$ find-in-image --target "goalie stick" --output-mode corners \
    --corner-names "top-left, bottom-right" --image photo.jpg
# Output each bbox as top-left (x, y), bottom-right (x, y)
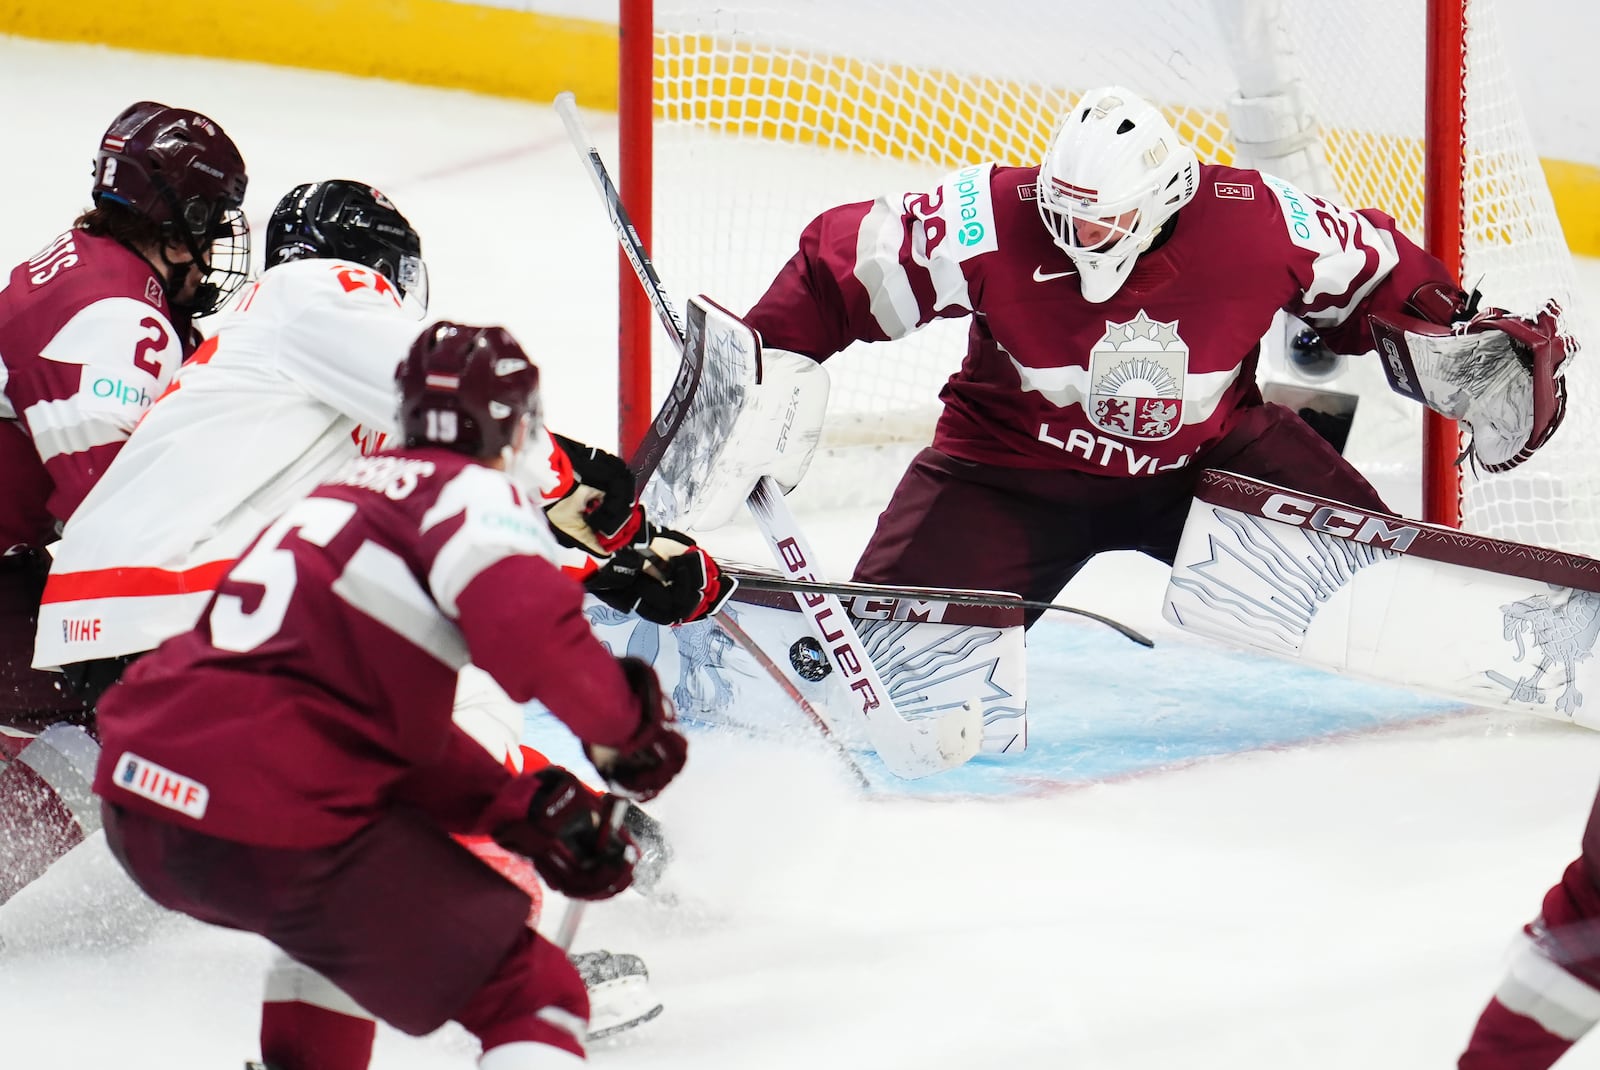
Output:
top-left (555, 92), bottom-right (984, 779)
top-left (722, 568), bottom-right (1154, 647)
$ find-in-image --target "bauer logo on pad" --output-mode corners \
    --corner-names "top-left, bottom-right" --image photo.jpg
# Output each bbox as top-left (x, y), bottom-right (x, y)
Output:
top-left (113, 751), bottom-right (209, 820)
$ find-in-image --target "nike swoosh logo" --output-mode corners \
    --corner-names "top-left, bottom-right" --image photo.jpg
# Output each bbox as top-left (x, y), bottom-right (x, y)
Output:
top-left (1032, 266), bottom-right (1076, 282)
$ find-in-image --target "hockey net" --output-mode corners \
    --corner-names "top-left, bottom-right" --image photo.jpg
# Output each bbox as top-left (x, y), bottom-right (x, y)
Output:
top-left (620, 0), bottom-right (1597, 554)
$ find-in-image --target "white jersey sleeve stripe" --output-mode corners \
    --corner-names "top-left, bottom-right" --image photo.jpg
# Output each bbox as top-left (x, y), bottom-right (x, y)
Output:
top-left (423, 466), bottom-right (561, 617)
top-left (332, 539), bottom-right (470, 669)
top-left (23, 396), bottom-right (136, 461)
top-left (853, 197), bottom-right (925, 340)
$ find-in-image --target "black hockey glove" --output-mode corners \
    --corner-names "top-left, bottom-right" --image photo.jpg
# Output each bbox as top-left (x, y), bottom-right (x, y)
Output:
top-left (584, 528), bottom-right (736, 626)
top-left (492, 767), bottom-right (638, 901)
top-left (545, 433), bottom-right (645, 554)
top-left (584, 656), bottom-right (689, 802)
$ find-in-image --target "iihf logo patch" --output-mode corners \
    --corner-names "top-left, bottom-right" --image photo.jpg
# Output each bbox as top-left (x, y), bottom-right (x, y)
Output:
top-left (113, 751), bottom-right (209, 819)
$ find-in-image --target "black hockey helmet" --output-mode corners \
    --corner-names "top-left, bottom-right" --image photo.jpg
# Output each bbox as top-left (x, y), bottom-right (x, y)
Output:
top-left (92, 101), bottom-right (251, 316)
top-left (397, 321), bottom-right (541, 458)
top-left (265, 180), bottom-right (427, 310)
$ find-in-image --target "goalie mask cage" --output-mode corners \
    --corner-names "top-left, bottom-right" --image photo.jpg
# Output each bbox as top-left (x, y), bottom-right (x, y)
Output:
top-left (617, 0), bottom-right (1596, 555)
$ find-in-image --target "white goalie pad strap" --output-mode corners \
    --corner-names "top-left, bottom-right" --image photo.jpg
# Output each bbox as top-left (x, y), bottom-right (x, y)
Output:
top-left (1224, 91), bottom-right (1335, 196)
top-left (1494, 929), bottom-right (1600, 1042)
top-left (1163, 470), bottom-right (1600, 730)
top-left (1370, 316), bottom-right (1535, 468)
top-left (582, 588), bottom-right (1028, 756)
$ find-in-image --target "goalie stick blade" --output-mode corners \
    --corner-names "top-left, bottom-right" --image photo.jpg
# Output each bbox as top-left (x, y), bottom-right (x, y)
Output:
top-left (873, 697), bottom-right (985, 779)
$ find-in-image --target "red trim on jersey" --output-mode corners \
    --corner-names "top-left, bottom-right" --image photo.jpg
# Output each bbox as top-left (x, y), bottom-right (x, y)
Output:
top-left (40, 560), bottom-right (235, 603)
top-left (542, 436), bottom-right (577, 503)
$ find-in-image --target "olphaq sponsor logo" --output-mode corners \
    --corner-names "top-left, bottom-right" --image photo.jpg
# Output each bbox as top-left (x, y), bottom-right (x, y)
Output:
top-left (951, 165), bottom-right (988, 247)
top-left (1264, 174), bottom-right (1315, 243)
top-left (1261, 492), bottom-right (1422, 551)
top-left (113, 751), bottom-right (209, 819)
top-left (90, 376), bottom-right (153, 408)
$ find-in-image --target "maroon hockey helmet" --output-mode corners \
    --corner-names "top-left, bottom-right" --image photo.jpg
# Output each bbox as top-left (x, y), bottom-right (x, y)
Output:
top-left (397, 321), bottom-right (542, 458)
top-left (92, 101), bottom-right (251, 315)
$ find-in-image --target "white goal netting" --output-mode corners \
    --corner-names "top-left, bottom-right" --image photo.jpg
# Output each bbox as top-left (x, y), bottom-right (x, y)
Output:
top-left (636, 0), bottom-right (1598, 553)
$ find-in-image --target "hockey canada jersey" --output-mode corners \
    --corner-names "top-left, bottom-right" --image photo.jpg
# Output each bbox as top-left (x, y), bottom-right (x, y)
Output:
top-left (33, 257), bottom-right (422, 669)
top-left (36, 255), bottom-right (599, 670)
top-left (744, 163), bottom-right (1455, 476)
top-left (0, 230), bottom-right (192, 554)
top-left (92, 449), bottom-right (645, 847)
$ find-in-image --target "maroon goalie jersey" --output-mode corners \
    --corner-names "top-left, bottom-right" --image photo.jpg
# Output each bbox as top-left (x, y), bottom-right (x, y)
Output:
top-left (93, 448), bottom-right (646, 848)
top-left (745, 163), bottom-right (1455, 476)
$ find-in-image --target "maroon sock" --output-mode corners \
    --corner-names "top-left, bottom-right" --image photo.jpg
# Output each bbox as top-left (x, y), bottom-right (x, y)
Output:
top-left (1460, 996), bottom-right (1575, 1070)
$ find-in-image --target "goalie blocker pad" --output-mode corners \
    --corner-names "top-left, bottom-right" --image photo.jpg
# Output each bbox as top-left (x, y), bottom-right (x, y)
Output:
top-left (582, 588), bottom-right (1028, 758)
top-left (1163, 470), bottom-right (1600, 729)
top-left (640, 295), bottom-right (829, 532)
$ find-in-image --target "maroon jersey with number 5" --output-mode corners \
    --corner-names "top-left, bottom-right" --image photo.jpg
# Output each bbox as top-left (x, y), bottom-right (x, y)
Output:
top-left (93, 448), bottom-right (648, 848)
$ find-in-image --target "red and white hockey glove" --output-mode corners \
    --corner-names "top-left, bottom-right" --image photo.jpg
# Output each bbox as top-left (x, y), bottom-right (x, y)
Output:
top-left (1369, 282), bottom-right (1570, 472)
top-left (492, 767), bottom-right (638, 901)
top-left (584, 528), bottom-right (735, 626)
top-left (584, 656), bottom-right (688, 802)
top-left (544, 434), bottom-right (646, 554)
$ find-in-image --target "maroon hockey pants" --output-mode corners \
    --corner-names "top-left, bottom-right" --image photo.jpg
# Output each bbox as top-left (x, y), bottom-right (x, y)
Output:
top-left (104, 803), bottom-right (589, 1055)
top-left (854, 401), bottom-right (1389, 625)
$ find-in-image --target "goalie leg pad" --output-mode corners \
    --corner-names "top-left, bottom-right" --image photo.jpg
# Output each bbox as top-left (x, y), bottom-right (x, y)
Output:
top-left (1165, 470), bottom-right (1600, 729)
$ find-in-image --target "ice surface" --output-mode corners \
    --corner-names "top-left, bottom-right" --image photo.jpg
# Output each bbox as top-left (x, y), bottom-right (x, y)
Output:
top-left (4, 36), bottom-right (1600, 1070)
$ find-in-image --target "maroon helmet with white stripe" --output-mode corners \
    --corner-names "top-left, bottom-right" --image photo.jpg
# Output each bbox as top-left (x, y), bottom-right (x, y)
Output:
top-left (397, 321), bottom-right (541, 459)
top-left (91, 101), bottom-right (250, 316)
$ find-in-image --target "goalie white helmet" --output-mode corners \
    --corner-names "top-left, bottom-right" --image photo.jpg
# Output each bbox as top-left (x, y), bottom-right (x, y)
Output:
top-left (1036, 86), bottom-right (1199, 303)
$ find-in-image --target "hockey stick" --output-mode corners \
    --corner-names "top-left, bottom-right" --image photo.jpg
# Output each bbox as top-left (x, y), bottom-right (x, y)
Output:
top-left (551, 795), bottom-right (630, 951)
top-left (712, 610), bottom-right (872, 788)
top-left (723, 568), bottom-right (1154, 647)
top-left (555, 93), bottom-right (983, 779)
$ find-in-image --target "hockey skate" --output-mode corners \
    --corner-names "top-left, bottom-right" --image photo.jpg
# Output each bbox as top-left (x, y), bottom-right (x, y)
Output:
top-left (571, 949), bottom-right (664, 1039)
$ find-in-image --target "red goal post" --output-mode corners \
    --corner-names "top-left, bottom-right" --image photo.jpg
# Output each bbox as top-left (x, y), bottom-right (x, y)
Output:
top-left (618, 0), bottom-right (1595, 552)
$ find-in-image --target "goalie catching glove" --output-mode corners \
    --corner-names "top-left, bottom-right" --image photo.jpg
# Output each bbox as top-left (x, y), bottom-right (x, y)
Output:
top-left (1368, 282), bottom-right (1570, 471)
top-left (492, 768), bottom-right (638, 901)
